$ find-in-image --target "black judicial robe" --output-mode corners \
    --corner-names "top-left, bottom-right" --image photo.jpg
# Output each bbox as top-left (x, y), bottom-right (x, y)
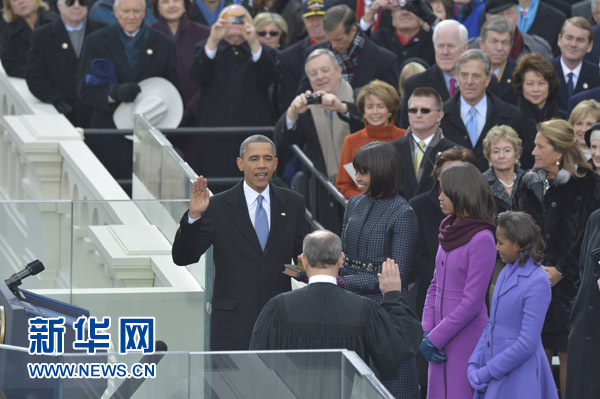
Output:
top-left (249, 282), bottom-right (422, 377)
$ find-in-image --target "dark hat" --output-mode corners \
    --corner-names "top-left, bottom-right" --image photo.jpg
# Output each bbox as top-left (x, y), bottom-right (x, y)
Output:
top-left (485, 0), bottom-right (518, 14)
top-left (302, 0), bottom-right (330, 18)
top-left (584, 121), bottom-right (600, 148)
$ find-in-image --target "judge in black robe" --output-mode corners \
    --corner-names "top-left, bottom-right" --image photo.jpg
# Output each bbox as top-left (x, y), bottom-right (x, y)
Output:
top-left (249, 230), bottom-right (422, 381)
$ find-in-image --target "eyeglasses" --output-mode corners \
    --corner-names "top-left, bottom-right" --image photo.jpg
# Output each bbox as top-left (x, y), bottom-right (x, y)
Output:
top-left (407, 107), bottom-right (440, 114)
top-left (257, 31), bottom-right (281, 37)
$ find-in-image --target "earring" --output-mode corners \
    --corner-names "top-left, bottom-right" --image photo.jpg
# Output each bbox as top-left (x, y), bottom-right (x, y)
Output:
top-left (555, 160), bottom-right (560, 166)
top-left (388, 113), bottom-right (392, 119)
top-left (515, 160), bottom-right (518, 164)
top-left (489, 162), bottom-right (492, 168)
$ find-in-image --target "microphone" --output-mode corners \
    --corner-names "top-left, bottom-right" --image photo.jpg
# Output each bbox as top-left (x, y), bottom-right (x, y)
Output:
top-left (110, 340), bottom-right (168, 399)
top-left (5, 259), bottom-right (45, 295)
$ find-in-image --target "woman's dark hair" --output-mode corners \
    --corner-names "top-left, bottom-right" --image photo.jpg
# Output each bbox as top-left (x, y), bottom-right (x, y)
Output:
top-left (151, 0), bottom-right (191, 19)
top-left (497, 211), bottom-right (545, 265)
top-left (352, 141), bottom-right (404, 199)
top-left (439, 163), bottom-right (495, 219)
top-left (431, 146), bottom-right (477, 180)
top-left (512, 53), bottom-right (560, 97)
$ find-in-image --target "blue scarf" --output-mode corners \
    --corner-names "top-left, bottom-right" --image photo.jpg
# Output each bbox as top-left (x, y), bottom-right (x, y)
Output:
top-left (517, 0), bottom-right (539, 34)
top-left (118, 24), bottom-right (149, 71)
top-left (196, 0), bottom-right (224, 26)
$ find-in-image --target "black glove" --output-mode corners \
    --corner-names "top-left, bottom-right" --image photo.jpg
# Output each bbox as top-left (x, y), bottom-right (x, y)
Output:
top-left (404, 0), bottom-right (438, 26)
top-left (110, 82), bottom-right (141, 103)
top-left (53, 101), bottom-right (73, 115)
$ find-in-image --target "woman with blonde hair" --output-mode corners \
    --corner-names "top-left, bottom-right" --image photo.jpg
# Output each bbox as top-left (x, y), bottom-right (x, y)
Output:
top-left (568, 99), bottom-right (600, 160)
top-left (253, 11), bottom-right (288, 49)
top-left (0, 0), bottom-right (56, 77)
top-left (513, 118), bottom-right (600, 399)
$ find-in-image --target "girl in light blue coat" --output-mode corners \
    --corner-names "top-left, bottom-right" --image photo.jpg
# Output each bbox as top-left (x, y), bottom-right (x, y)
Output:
top-left (468, 211), bottom-right (558, 399)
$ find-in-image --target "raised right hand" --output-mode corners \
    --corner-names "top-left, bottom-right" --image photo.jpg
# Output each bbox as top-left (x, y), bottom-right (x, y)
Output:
top-left (189, 175), bottom-right (209, 219)
top-left (206, 18), bottom-right (227, 50)
top-left (286, 91), bottom-right (312, 122)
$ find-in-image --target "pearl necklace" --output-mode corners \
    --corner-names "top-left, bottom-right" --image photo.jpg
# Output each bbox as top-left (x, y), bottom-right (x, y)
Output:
top-left (498, 173), bottom-right (517, 188)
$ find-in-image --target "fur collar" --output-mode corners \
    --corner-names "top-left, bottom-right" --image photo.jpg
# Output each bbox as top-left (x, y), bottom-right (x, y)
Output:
top-left (522, 167), bottom-right (571, 188)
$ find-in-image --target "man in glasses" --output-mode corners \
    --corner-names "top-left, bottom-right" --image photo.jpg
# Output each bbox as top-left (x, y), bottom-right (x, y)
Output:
top-left (391, 87), bottom-right (455, 200)
top-left (439, 49), bottom-right (526, 171)
top-left (26, 0), bottom-right (106, 128)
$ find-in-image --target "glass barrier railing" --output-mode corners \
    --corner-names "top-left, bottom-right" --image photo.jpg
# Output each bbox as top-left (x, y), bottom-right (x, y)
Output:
top-left (0, 345), bottom-right (394, 398)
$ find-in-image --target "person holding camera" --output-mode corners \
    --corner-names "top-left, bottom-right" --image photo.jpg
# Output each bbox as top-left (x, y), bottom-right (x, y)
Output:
top-left (274, 48), bottom-right (361, 233)
top-left (188, 4), bottom-right (278, 127)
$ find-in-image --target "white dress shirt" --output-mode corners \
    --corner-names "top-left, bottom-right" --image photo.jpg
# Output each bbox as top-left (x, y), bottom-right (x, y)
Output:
top-left (460, 95), bottom-right (487, 142)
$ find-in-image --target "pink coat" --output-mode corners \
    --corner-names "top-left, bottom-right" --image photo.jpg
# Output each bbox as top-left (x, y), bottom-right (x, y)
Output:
top-left (422, 229), bottom-right (496, 399)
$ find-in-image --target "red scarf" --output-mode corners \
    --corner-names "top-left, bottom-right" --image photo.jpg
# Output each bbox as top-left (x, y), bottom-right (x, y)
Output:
top-left (509, 28), bottom-right (524, 61)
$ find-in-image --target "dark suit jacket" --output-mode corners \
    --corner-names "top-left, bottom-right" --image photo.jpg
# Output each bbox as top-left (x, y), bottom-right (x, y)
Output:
top-left (297, 36), bottom-right (399, 95)
top-left (278, 36), bottom-right (310, 114)
top-left (77, 24), bottom-right (179, 128)
top-left (400, 65), bottom-right (501, 128)
top-left (391, 128), bottom-right (456, 200)
top-left (0, 10), bottom-right (58, 78)
top-left (189, 39), bottom-right (278, 126)
top-left (26, 17), bottom-right (106, 128)
top-left (371, 27), bottom-right (435, 68)
top-left (553, 57), bottom-right (600, 116)
top-left (439, 92), bottom-right (526, 171)
top-left (172, 181), bottom-right (308, 350)
top-left (496, 58), bottom-right (518, 106)
top-left (584, 23), bottom-right (600, 66)
top-left (529, 2), bottom-right (566, 57)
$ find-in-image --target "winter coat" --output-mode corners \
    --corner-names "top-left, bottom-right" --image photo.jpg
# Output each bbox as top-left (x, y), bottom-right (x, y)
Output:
top-left (512, 167), bottom-right (600, 334)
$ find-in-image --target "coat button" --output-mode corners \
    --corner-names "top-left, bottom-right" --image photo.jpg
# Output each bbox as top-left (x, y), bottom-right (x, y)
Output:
top-left (441, 261), bottom-right (444, 266)
top-left (487, 341), bottom-right (490, 347)
top-left (551, 202), bottom-right (557, 208)
top-left (589, 305), bottom-right (595, 310)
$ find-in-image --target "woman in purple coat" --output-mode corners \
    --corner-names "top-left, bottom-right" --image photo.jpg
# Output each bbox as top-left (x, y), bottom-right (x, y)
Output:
top-left (468, 211), bottom-right (557, 399)
top-left (421, 163), bottom-right (496, 399)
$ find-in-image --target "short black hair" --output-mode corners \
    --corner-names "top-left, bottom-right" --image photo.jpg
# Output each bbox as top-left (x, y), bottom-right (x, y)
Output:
top-left (497, 211), bottom-right (545, 265)
top-left (440, 163), bottom-right (495, 219)
top-left (352, 141), bottom-right (404, 199)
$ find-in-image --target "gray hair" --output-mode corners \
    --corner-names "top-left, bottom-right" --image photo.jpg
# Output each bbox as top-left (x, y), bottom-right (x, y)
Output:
top-left (304, 48), bottom-right (339, 76)
top-left (114, 0), bottom-right (146, 10)
top-left (433, 19), bottom-right (468, 48)
top-left (481, 15), bottom-right (514, 42)
top-left (302, 230), bottom-right (342, 268)
top-left (239, 135), bottom-right (276, 158)
top-left (457, 49), bottom-right (491, 76)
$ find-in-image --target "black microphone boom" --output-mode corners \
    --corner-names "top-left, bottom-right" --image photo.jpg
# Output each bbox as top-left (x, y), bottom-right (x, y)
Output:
top-left (5, 260), bottom-right (45, 296)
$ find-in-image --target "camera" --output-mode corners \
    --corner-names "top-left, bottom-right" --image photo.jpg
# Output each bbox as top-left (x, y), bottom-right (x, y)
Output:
top-left (305, 93), bottom-right (322, 105)
top-left (393, 0), bottom-right (406, 7)
top-left (223, 13), bottom-right (245, 24)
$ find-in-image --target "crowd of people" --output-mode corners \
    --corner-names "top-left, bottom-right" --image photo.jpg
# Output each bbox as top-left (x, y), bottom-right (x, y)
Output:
top-left (4, 0), bottom-right (600, 397)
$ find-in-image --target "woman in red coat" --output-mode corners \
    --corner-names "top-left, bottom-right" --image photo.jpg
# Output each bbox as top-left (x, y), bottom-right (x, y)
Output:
top-left (336, 79), bottom-right (405, 199)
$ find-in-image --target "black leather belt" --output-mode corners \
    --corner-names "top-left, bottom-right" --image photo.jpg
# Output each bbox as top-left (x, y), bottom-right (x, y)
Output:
top-left (343, 257), bottom-right (381, 274)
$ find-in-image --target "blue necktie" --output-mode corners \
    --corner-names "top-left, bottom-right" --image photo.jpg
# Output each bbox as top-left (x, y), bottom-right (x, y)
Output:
top-left (255, 194), bottom-right (269, 250)
top-left (566, 72), bottom-right (574, 97)
top-left (466, 107), bottom-right (478, 147)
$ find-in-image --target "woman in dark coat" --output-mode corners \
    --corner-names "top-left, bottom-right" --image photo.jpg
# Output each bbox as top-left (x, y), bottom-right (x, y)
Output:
top-left (0, 0), bottom-right (57, 77)
top-left (511, 53), bottom-right (561, 170)
top-left (566, 208), bottom-right (600, 399)
top-left (340, 141), bottom-right (419, 399)
top-left (151, 0), bottom-right (210, 126)
top-left (513, 119), bottom-right (600, 399)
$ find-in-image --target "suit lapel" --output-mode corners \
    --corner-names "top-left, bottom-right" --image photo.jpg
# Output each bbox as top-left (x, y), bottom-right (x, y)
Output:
top-left (398, 138), bottom-right (418, 194)
top-left (443, 96), bottom-right (470, 147)
top-left (104, 25), bottom-right (132, 81)
top-left (263, 185), bottom-right (288, 255)
top-left (52, 20), bottom-right (78, 63)
top-left (576, 62), bottom-right (592, 91)
top-left (133, 30), bottom-right (156, 80)
top-left (497, 261), bottom-right (536, 298)
top-left (226, 183), bottom-right (263, 253)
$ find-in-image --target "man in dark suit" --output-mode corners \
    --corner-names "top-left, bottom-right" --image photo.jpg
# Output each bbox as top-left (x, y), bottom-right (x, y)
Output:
top-left (440, 49), bottom-right (527, 171)
top-left (518, 0), bottom-right (566, 56)
top-left (172, 135), bottom-right (308, 351)
top-left (552, 17), bottom-right (600, 115)
top-left (77, 0), bottom-right (178, 128)
top-left (27, 0), bottom-right (106, 128)
top-left (391, 87), bottom-right (455, 200)
top-left (478, 16), bottom-right (518, 106)
top-left (250, 230), bottom-right (422, 383)
top-left (567, 86), bottom-right (600, 117)
top-left (297, 4), bottom-right (399, 95)
top-left (188, 4), bottom-right (278, 127)
top-left (399, 19), bottom-right (469, 128)
top-left (278, 0), bottom-right (330, 114)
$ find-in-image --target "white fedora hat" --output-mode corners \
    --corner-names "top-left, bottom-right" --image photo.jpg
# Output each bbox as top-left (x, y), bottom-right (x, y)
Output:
top-left (113, 77), bottom-right (183, 129)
